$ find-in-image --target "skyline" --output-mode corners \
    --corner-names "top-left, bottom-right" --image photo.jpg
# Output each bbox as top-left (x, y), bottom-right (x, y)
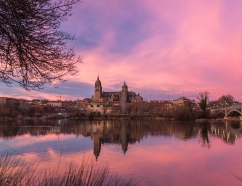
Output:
top-left (1, 0), bottom-right (242, 101)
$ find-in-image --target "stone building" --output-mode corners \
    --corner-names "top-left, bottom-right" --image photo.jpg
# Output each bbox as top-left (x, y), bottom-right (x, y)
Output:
top-left (172, 97), bottom-right (196, 106)
top-left (91, 76), bottom-right (143, 114)
top-left (47, 101), bottom-right (63, 107)
top-left (92, 76), bottom-right (143, 103)
top-left (0, 97), bottom-right (19, 108)
top-left (87, 103), bottom-right (104, 115)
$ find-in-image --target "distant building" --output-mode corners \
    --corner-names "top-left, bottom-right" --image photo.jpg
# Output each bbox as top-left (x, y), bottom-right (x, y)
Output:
top-left (87, 103), bottom-right (104, 115)
top-left (92, 76), bottom-right (143, 103)
top-left (29, 99), bottom-right (48, 105)
top-left (172, 97), bottom-right (196, 106)
top-left (106, 102), bottom-right (122, 115)
top-left (0, 97), bottom-right (19, 108)
top-left (47, 101), bottom-right (63, 107)
top-left (92, 76), bottom-right (143, 114)
top-left (62, 100), bottom-right (76, 107)
top-left (150, 100), bottom-right (173, 107)
top-left (76, 98), bottom-right (92, 107)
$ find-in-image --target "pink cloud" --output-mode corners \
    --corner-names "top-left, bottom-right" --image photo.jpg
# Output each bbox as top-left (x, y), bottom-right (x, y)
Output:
top-left (1, 0), bottom-right (242, 101)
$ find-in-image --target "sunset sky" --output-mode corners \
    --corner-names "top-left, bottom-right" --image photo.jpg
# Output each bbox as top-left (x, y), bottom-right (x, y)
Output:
top-left (1, 0), bottom-right (242, 101)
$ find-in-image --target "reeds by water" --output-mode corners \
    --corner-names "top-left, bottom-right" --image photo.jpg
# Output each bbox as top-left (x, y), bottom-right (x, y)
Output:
top-left (0, 152), bottom-right (137, 186)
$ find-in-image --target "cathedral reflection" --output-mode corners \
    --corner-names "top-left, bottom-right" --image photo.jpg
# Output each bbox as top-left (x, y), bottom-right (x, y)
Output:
top-left (90, 121), bottom-right (137, 159)
top-left (0, 120), bottom-right (241, 159)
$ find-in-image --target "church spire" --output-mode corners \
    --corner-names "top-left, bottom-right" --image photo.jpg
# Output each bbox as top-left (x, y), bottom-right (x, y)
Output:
top-left (122, 81), bottom-right (128, 91)
top-left (95, 75), bottom-right (101, 87)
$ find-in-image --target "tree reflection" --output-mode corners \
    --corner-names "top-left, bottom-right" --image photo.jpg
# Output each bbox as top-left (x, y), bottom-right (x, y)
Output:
top-left (201, 123), bottom-right (210, 149)
top-left (0, 120), bottom-right (242, 158)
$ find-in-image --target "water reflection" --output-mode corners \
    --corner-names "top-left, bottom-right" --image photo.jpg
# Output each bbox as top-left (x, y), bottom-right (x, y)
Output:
top-left (1, 120), bottom-right (242, 186)
top-left (0, 120), bottom-right (241, 159)
top-left (201, 123), bottom-right (210, 148)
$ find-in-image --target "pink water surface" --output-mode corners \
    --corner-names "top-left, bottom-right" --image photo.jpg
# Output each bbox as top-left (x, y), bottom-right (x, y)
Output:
top-left (0, 120), bottom-right (241, 186)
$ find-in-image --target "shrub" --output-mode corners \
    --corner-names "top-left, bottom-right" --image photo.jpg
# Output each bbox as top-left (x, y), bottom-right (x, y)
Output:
top-left (172, 106), bottom-right (194, 121)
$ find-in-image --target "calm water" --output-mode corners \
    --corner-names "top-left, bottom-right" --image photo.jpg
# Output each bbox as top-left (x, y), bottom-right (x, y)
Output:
top-left (0, 119), bottom-right (242, 186)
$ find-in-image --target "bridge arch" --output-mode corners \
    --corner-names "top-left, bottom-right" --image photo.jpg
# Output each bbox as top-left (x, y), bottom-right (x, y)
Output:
top-left (227, 110), bottom-right (242, 117)
top-left (215, 111), bottom-right (225, 117)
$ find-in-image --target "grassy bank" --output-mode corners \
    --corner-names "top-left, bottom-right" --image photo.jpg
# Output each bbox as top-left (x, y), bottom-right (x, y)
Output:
top-left (0, 153), bottom-right (137, 186)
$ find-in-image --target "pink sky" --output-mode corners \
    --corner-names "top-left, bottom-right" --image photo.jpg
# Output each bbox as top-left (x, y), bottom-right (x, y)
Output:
top-left (1, 0), bottom-right (242, 101)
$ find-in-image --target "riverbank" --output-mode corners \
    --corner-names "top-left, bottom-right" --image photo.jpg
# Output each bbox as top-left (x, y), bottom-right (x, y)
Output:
top-left (196, 117), bottom-right (242, 122)
top-left (0, 114), bottom-right (156, 121)
top-left (1, 115), bottom-right (241, 122)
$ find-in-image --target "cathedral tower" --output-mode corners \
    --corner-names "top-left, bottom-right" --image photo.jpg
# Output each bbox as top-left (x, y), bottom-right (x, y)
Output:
top-left (94, 76), bottom-right (102, 102)
top-left (121, 82), bottom-right (128, 114)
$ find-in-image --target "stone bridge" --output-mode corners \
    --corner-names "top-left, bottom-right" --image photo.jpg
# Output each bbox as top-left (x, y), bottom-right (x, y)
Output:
top-left (211, 104), bottom-right (242, 120)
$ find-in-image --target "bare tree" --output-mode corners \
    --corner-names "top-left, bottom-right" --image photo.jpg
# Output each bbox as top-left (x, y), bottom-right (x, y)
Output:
top-left (0, 0), bottom-right (81, 90)
top-left (197, 91), bottom-right (209, 118)
top-left (218, 94), bottom-right (234, 106)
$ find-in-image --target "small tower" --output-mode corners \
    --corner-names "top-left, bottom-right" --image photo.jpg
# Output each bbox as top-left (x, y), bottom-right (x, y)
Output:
top-left (94, 76), bottom-right (102, 102)
top-left (121, 82), bottom-right (128, 114)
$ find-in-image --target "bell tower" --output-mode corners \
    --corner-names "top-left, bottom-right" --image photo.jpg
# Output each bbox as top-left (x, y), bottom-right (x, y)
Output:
top-left (94, 76), bottom-right (102, 102)
top-left (121, 82), bottom-right (128, 114)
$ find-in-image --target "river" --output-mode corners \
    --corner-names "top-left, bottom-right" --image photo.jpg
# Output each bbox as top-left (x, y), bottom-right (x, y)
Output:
top-left (0, 119), bottom-right (241, 186)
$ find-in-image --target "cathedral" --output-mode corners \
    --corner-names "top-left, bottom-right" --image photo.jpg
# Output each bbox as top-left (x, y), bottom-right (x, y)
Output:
top-left (92, 76), bottom-right (143, 103)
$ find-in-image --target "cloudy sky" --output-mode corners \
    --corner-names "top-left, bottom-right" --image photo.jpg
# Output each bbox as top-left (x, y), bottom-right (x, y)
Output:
top-left (1, 0), bottom-right (242, 101)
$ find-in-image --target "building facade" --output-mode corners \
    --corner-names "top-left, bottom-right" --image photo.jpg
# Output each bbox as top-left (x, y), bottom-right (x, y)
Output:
top-left (92, 76), bottom-right (143, 103)
top-left (46, 101), bottom-right (63, 107)
top-left (0, 97), bottom-right (19, 108)
top-left (172, 97), bottom-right (196, 106)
